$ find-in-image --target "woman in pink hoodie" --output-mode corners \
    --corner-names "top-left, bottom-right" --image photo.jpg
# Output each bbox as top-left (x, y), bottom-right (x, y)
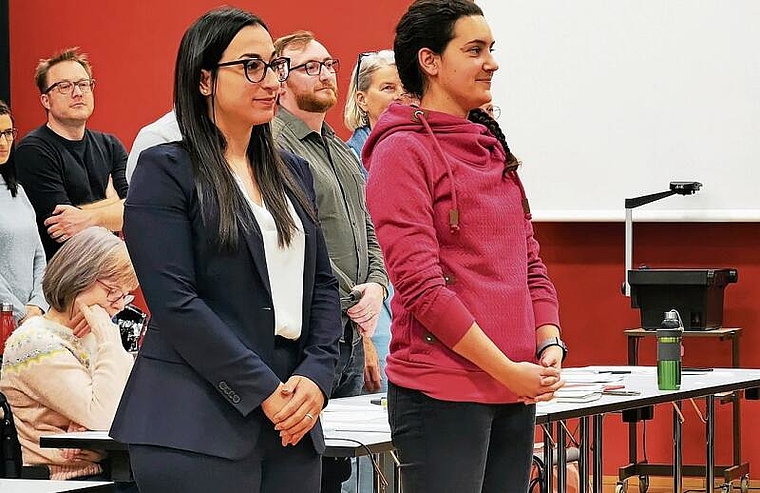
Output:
top-left (363, 1), bottom-right (567, 491)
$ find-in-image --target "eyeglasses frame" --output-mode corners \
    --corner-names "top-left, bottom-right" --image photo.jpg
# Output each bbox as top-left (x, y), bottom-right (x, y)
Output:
top-left (43, 79), bottom-right (97, 96)
top-left (0, 128), bottom-right (18, 142)
top-left (290, 58), bottom-right (340, 77)
top-left (96, 279), bottom-right (135, 305)
top-left (354, 52), bottom-right (377, 93)
top-left (216, 57), bottom-right (291, 84)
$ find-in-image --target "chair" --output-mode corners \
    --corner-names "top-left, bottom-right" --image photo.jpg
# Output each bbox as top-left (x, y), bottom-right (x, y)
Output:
top-left (530, 446), bottom-right (581, 493)
top-left (0, 391), bottom-right (49, 479)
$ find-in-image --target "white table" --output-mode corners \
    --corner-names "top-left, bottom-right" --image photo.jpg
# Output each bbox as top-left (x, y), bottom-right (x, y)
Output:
top-left (42, 368), bottom-right (760, 493)
top-left (0, 479), bottom-right (113, 492)
top-left (535, 366), bottom-right (760, 493)
top-left (40, 394), bottom-right (396, 490)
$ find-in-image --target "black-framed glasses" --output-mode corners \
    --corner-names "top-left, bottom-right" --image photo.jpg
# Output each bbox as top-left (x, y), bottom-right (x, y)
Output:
top-left (44, 79), bottom-right (96, 95)
top-left (216, 57), bottom-right (290, 83)
top-left (291, 58), bottom-right (340, 77)
top-left (96, 279), bottom-right (135, 305)
top-left (0, 128), bottom-right (18, 142)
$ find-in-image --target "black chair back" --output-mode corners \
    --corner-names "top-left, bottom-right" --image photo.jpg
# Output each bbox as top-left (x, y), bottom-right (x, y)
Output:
top-left (0, 391), bottom-right (22, 478)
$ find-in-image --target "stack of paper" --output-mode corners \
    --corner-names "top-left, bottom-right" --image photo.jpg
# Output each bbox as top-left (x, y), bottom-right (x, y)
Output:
top-left (553, 383), bottom-right (604, 403)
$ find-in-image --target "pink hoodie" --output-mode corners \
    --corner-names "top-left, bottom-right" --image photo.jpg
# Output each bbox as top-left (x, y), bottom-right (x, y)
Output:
top-left (363, 104), bottom-right (560, 404)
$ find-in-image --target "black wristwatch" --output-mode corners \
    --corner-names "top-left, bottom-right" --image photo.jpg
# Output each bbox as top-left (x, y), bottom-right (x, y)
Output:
top-left (536, 337), bottom-right (568, 362)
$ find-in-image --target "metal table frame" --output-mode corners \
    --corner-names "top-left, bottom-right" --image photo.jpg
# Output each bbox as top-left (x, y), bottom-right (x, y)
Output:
top-left (536, 366), bottom-right (760, 493)
top-left (623, 328), bottom-right (747, 488)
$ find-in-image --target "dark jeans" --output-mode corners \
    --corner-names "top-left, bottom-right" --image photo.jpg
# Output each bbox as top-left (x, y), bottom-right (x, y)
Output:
top-left (330, 329), bottom-right (365, 399)
top-left (321, 326), bottom-right (365, 493)
top-left (387, 382), bottom-right (536, 493)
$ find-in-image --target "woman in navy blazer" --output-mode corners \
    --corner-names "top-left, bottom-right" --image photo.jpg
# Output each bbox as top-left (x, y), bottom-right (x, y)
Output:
top-left (110, 7), bottom-right (341, 493)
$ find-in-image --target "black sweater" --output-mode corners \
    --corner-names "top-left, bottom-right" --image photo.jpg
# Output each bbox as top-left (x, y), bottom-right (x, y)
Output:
top-left (16, 124), bottom-right (128, 259)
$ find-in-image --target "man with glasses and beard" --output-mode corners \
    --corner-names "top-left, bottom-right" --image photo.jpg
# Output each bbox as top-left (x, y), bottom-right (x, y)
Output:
top-left (272, 31), bottom-right (389, 493)
top-left (16, 48), bottom-right (128, 259)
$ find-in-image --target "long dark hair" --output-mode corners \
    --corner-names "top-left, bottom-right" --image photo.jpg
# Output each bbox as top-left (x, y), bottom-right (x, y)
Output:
top-left (174, 7), bottom-right (315, 250)
top-left (0, 100), bottom-right (18, 197)
top-left (394, 0), bottom-right (483, 98)
top-left (467, 108), bottom-right (520, 176)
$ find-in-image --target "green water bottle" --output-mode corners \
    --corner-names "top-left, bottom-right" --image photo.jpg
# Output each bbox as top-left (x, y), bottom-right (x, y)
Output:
top-left (657, 309), bottom-right (683, 390)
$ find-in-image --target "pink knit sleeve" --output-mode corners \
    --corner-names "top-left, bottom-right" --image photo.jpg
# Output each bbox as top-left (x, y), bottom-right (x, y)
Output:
top-left (19, 338), bottom-right (133, 431)
top-left (366, 136), bottom-right (475, 348)
top-left (524, 217), bottom-right (561, 330)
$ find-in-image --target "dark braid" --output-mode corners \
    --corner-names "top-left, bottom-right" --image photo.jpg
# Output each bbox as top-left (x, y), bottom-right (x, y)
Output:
top-left (468, 108), bottom-right (520, 177)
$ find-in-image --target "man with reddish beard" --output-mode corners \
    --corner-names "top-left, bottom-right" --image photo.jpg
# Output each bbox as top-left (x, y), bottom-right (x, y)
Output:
top-left (16, 48), bottom-right (128, 259)
top-left (273, 31), bottom-right (389, 493)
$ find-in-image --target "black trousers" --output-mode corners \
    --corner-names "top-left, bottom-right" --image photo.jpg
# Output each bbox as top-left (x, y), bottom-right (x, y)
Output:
top-left (129, 338), bottom-right (321, 493)
top-left (387, 382), bottom-right (536, 493)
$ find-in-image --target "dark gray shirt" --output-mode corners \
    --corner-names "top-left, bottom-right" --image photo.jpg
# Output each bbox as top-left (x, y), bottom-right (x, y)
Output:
top-left (272, 107), bottom-right (388, 310)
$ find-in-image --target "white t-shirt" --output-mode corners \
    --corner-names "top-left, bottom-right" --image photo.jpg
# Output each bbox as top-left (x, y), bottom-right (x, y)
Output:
top-left (126, 110), bottom-right (181, 183)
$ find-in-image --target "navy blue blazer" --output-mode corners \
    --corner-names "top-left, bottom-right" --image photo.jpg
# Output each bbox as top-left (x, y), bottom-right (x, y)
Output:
top-left (110, 143), bottom-right (341, 459)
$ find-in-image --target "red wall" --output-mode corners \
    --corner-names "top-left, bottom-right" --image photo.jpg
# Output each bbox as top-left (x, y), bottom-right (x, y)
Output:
top-left (10, 1), bottom-right (760, 477)
top-left (8, 0), bottom-right (405, 142)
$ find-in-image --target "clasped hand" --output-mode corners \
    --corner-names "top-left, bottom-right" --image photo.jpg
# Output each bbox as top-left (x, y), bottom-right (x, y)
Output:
top-left (261, 375), bottom-right (324, 447)
top-left (507, 361), bottom-right (564, 405)
top-left (60, 422), bottom-right (107, 463)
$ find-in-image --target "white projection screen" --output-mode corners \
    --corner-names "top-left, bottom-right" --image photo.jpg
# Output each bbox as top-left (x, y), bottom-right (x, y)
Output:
top-left (477, 1), bottom-right (760, 221)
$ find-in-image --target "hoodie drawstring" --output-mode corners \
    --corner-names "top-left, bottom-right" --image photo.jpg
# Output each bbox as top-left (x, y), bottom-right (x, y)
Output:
top-left (414, 110), bottom-right (460, 234)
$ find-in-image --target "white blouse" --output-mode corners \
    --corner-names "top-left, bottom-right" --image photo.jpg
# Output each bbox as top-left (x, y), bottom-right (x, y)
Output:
top-left (233, 174), bottom-right (305, 340)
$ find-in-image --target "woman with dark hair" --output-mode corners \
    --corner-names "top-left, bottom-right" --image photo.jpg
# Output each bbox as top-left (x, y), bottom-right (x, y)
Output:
top-left (0, 100), bottom-right (48, 326)
top-left (109, 7), bottom-right (341, 493)
top-left (363, 1), bottom-right (567, 491)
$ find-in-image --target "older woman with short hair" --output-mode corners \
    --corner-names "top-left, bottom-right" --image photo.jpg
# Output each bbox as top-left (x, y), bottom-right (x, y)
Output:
top-left (0, 226), bottom-right (136, 481)
top-left (344, 50), bottom-right (409, 168)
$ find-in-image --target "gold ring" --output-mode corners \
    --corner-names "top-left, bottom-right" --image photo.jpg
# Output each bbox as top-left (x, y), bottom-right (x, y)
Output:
top-left (305, 413), bottom-right (314, 420)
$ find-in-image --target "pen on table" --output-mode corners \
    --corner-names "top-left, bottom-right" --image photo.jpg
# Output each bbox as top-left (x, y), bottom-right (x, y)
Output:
top-left (596, 370), bottom-right (632, 374)
top-left (603, 390), bottom-right (642, 396)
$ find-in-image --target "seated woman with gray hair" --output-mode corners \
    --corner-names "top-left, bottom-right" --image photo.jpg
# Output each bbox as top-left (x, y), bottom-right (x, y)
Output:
top-left (0, 226), bottom-right (136, 481)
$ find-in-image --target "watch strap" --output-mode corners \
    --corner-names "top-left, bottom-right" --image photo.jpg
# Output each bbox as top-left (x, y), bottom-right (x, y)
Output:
top-left (536, 336), bottom-right (567, 361)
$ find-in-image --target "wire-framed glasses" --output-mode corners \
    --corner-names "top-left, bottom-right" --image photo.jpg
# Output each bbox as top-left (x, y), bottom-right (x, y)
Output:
top-left (96, 280), bottom-right (135, 305)
top-left (483, 104), bottom-right (501, 120)
top-left (290, 59), bottom-right (340, 77)
top-left (216, 57), bottom-right (291, 83)
top-left (44, 79), bottom-right (96, 95)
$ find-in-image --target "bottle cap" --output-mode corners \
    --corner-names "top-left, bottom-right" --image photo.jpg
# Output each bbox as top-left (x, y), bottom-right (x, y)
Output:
top-left (663, 309), bottom-right (680, 322)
